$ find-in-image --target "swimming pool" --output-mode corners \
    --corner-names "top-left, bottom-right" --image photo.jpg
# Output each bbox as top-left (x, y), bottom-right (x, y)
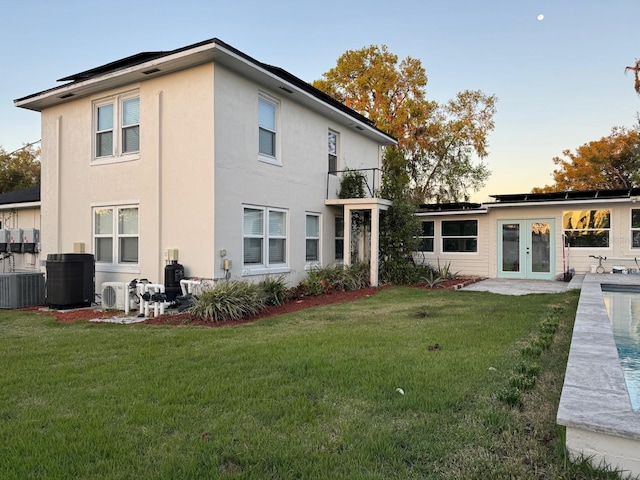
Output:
top-left (602, 285), bottom-right (640, 412)
top-left (557, 274), bottom-right (640, 477)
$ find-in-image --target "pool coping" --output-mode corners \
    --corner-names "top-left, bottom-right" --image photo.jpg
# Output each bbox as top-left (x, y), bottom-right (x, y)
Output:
top-left (557, 272), bottom-right (640, 441)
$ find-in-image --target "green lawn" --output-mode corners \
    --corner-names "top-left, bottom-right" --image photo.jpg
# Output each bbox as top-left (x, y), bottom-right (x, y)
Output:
top-left (0, 286), bottom-right (627, 479)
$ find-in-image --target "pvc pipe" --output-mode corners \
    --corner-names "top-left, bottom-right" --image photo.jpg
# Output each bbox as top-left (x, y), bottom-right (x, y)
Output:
top-left (144, 283), bottom-right (165, 318)
top-left (180, 279), bottom-right (201, 296)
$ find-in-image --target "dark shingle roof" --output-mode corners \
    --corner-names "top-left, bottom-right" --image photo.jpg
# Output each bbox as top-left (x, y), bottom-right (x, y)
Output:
top-left (15, 38), bottom-right (394, 143)
top-left (0, 185), bottom-right (40, 206)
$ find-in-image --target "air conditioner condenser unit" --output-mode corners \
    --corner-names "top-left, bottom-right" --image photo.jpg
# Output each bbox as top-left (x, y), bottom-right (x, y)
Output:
top-left (101, 282), bottom-right (131, 313)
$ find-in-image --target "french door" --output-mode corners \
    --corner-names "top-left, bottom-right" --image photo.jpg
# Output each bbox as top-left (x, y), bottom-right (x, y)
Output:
top-left (498, 219), bottom-right (555, 279)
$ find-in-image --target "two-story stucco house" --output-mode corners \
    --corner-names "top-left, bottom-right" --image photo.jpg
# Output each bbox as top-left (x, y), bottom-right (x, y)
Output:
top-left (14, 38), bottom-right (396, 291)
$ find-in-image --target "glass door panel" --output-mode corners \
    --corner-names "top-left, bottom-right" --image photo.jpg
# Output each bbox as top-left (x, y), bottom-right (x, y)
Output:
top-left (498, 219), bottom-right (555, 279)
top-left (502, 223), bottom-right (520, 272)
top-left (530, 222), bottom-right (551, 273)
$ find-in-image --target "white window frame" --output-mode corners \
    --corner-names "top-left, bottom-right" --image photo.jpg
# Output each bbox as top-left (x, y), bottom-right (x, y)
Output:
top-left (258, 93), bottom-right (280, 166)
top-left (632, 209), bottom-right (640, 249)
top-left (563, 210), bottom-right (611, 248)
top-left (242, 205), bottom-right (290, 276)
top-left (305, 213), bottom-right (321, 269)
top-left (328, 130), bottom-right (339, 174)
top-left (335, 216), bottom-right (344, 262)
top-left (92, 90), bottom-right (140, 165)
top-left (92, 202), bottom-right (140, 274)
top-left (418, 220), bottom-right (435, 252)
top-left (441, 219), bottom-right (478, 253)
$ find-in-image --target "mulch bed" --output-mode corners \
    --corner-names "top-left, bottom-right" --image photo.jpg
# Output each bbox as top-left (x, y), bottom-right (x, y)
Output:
top-left (24, 277), bottom-right (483, 328)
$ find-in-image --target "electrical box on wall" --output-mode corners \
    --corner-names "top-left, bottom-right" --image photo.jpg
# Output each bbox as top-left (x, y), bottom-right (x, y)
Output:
top-left (9, 229), bottom-right (22, 253)
top-left (0, 229), bottom-right (8, 253)
top-left (22, 229), bottom-right (39, 254)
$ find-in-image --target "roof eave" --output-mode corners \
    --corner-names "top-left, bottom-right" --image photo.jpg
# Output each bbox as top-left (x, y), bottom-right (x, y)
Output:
top-left (0, 201), bottom-right (41, 210)
top-left (14, 39), bottom-right (397, 146)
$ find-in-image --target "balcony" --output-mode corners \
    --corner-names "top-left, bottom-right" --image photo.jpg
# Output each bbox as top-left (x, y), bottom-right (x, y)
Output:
top-left (325, 168), bottom-right (388, 201)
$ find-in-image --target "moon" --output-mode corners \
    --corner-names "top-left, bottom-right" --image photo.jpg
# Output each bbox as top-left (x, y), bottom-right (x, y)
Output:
top-left (537, 14), bottom-right (544, 21)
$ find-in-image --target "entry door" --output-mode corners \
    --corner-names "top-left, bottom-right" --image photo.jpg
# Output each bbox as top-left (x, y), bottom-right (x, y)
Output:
top-left (498, 220), bottom-right (555, 279)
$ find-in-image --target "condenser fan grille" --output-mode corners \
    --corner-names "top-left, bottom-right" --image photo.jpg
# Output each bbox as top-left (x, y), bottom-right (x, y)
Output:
top-left (103, 285), bottom-right (118, 308)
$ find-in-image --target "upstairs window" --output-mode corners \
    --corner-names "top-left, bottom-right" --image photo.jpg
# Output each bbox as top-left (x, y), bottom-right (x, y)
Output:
top-left (122, 97), bottom-right (140, 153)
top-left (94, 92), bottom-right (140, 162)
top-left (328, 130), bottom-right (339, 174)
top-left (258, 95), bottom-right (278, 163)
top-left (563, 210), bottom-right (610, 248)
top-left (96, 104), bottom-right (114, 157)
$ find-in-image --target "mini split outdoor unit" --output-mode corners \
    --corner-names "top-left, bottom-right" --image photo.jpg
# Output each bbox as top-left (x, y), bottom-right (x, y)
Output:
top-left (101, 282), bottom-right (131, 313)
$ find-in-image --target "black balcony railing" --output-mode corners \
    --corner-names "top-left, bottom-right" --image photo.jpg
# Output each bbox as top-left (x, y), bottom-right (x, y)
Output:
top-left (326, 168), bottom-right (388, 201)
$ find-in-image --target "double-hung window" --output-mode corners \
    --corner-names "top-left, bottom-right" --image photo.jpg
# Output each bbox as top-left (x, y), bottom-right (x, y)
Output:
top-left (563, 210), bottom-right (610, 248)
top-left (328, 130), bottom-right (339, 174)
top-left (94, 92), bottom-right (140, 162)
top-left (632, 209), bottom-right (640, 248)
top-left (306, 213), bottom-right (321, 263)
top-left (335, 216), bottom-right (344, 261)
top-left (418, 220), bottom-right (435, 252)
top-left (243, 206), bottom-right (288, 272)
top-left (258, 95), bottom-right (278, 163)
top-left (94, 205), bottom-right (139, 270)
top-left (442, 220), bottom-right (478, 253)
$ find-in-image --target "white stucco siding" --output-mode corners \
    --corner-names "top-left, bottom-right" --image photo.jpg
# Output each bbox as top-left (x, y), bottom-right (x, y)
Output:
top-left (148, 64), bottom-right (215, 281)
top-left (212, 65), bottom-right (383, 286)
top-left (38, 65), bottom-right (216, 287)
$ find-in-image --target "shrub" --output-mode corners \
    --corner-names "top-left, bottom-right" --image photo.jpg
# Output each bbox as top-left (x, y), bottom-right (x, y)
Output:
top-left (298, 263), bottom-right (370, 296)
top-left (189, 280), bottom-right (267, 322)
top-left (338, 168), bottom-right (366, 199)
top-left (259, 275), bottom-right (288, 306)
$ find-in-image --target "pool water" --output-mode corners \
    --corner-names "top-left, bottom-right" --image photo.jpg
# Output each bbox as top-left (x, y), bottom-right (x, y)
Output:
top-left (602, 287), bottom-right (640, 411)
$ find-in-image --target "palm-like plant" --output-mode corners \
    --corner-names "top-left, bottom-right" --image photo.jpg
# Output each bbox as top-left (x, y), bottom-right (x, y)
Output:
top-left (625, 59), bottom-right (640, 95)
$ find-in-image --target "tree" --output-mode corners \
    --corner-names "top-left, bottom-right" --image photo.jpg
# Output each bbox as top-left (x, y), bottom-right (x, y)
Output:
top-left (625, 59), bottom-right (640, 96)
top-left (532, 126), bottom-right (640, 192)
top-left (378, 149), bottom-right (422, 284)
top-left (410, 90), bottom-right (496, 203)
top-left (313, 45), bottom-right (497, 203)
top-left (0, 143), bottom-right (41, 194)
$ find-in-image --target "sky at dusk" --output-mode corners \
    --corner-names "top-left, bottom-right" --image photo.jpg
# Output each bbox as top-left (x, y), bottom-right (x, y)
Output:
top-left (1, 0), bottom-right (639, 201)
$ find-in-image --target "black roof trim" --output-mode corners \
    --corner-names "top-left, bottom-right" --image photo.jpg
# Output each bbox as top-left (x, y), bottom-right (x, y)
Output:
top-left (0, 185), bottom-right (40, 206)
top-left (23, 37), bottom-right (387, 137)
top-left (417, 202), bottom-right (483, 212)
top-left (58, 52), bottom-right (168, 82)
top-left (489, 188), bottom-right (640, 203)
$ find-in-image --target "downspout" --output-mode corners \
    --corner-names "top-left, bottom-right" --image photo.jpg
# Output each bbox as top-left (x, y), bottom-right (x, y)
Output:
top-left (157, 91), bottom-right (163, 282)
top-left (56, 116), bottom-right (62, 253)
